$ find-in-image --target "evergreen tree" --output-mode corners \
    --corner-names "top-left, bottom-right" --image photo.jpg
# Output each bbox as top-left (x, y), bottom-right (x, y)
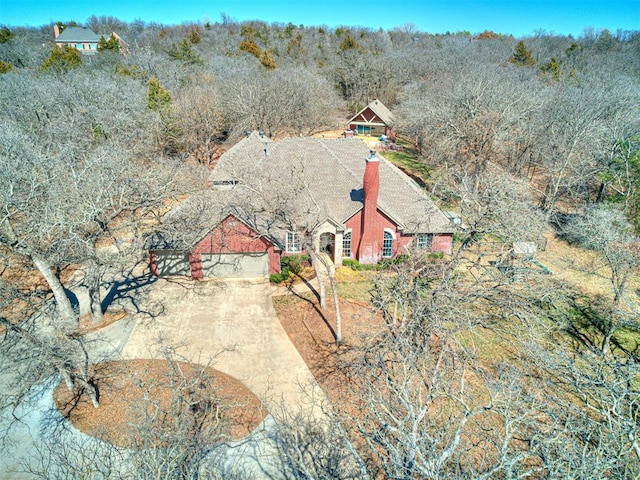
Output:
top-left (239, 39), bottom-right (262, 58)
top-left (146, 76), bottom-right (172, 111)
top-left (540, 57), bottom-right (562, 81)
top-left (510, 40), bottom-right (536, 66)
top-left (339, 33), bottom-right (359, 52)
top-left (0, 60), bottom-right (12, 73)
top-left (187, 25), bottom-right (201, 44)
top-left (97, 33), bottom-right (120, 52)
top-left (0, 26), bottom-right (15, 43)
top-left (168, 38), bottom-right (203, 65)
top-left (259, 50), bottom-right (277, 69)
top-left (41, 45), bottom-right (82, 72)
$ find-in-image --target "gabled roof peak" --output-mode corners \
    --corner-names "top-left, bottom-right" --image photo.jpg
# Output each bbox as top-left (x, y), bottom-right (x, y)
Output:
top-left (349, 99), bottom-right (395, 127)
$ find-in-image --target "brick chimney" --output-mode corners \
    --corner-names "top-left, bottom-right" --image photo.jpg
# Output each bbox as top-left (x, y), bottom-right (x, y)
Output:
top-left (358, 150), bottom-right (381, 264)
top-left (53, 25), bottom-right (60, 39)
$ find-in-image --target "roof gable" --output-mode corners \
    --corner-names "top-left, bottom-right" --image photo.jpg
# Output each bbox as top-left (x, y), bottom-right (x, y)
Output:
top-left (348, 99), bottom-right (395, 128)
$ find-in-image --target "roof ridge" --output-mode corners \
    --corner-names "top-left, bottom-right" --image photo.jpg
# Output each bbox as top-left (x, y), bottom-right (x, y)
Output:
top-left (312, 137), bottom-right (363, 185)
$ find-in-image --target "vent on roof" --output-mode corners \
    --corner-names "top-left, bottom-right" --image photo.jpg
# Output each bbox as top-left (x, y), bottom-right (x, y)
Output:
top-left (213, 179), bottom-right (238, 190)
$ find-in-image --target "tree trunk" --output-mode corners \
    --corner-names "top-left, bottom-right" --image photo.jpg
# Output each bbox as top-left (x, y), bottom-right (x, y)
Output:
top-left (595, 181), bottom-right (607, 203)
top-left (60, 368), bottom-right (74, 390)
top-left (308, 249), bottom-right (326, 309)
top-left (31, 253), bottom-right (77, 328)
top-left (87, 261), bottom-right (104, 324)
top-left (328, 271), bottom-right (342, 345)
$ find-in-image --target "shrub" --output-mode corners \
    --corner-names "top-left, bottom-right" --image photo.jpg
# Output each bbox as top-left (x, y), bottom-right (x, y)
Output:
top-left (168, 38), bottom-right (203, 65)
top-left (188, 26), bottom-right (201, 44)
top-left (97, 33), bottom-right (120, 52)
top-left (0, 60), bottom-right (12, 74)
top-left (41, 45), bottom-right (82, 72)
top-left (147, 76), bottom-right (172, 111)
top-left (269, 267), bottom-right (290, 283)
top-left (259, 51), bottom-right (277, 69)
top-left (281, 255), bottom-right (302, 275)
top-left (0, 27), bottom-right (15, 44)
top-left (342, 258), bottom-right (380, 271)
top-left (239, 39), bottom-right (261, 58)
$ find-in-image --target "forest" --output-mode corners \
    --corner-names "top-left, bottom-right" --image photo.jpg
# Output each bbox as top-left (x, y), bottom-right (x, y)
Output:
top-left (1, 14), bottom-right (640, 479)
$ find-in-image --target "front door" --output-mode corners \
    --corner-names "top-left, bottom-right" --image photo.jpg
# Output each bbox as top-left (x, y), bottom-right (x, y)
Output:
top-left (319, 232), bottom-right (335, 261)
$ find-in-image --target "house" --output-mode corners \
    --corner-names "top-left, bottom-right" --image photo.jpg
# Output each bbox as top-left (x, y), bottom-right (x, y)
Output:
top-left (149, 132), bottom-right (454, 279)
top-left (54, 26), bottom-right (101, 54)
top-left (347, 99), bottom-right (395, 137)
top-left (53, 25), bottom-right (127, 55)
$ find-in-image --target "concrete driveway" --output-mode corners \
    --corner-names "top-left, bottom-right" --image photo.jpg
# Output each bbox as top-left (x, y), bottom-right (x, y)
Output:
top-left (0, 278), bottom-right (330, 480)
top-left (122, 277), bottom-right (325, 415)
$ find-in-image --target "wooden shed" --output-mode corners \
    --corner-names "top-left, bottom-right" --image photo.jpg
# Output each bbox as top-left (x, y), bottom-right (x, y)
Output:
top-left (347, 99), bottom-right (395, 137)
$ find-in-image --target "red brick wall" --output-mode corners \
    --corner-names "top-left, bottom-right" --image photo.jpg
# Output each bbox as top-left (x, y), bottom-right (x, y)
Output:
top-left (346, 211), bottom-right (452, 262)
top-left (192, 215), bottom-right (281, 274)
top-left (432, 234), bottom-right (453, 255)
top-left (346, 208), bottom-right (402, 263)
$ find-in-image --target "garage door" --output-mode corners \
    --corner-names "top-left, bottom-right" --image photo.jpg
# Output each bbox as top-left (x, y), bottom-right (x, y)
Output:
top-left (154, 252), bottom-right (190, 277)
top-left (201, 253), bottom-right (269, 278)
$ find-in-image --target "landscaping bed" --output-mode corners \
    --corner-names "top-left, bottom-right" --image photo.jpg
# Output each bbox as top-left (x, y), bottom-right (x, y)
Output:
top-left (53, 359), bottom-right (266, 448)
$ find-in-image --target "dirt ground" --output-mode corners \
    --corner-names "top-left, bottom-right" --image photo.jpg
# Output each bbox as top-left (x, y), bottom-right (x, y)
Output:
top-left (273, 291), bottom-right (380, 401)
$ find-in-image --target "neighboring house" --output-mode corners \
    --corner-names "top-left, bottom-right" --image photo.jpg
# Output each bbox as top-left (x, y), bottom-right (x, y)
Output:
top-left (347, 99), bottom-right (395, 137)
top-left (149, 132), bottom-right (454, 279)
top-left (53, 25), bottom-right (127, 55)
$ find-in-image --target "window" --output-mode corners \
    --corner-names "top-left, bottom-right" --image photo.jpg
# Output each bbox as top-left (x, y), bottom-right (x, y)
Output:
top-left (342, 232), bottom-right (352, 258)
top-left (416, 233), bottom-right (433, 251)
top-left (286, 231), bottom-right (301, 253)
top-left (382, 231), bottom-right (394, 258)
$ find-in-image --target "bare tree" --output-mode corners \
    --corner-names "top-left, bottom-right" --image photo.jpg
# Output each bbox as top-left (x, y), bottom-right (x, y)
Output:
top-left (0, 70), bottom-right (197, 327)
top-left (18, 346), bottom-right (253, 479)
top-left (172, 73), bottom-right (227, 166)
top-left (218, 66), bottom-right (340, 138)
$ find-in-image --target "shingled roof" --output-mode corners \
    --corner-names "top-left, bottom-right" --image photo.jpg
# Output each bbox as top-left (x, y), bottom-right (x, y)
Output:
top-left (208, 132), bottom-right (452, 235)
top-left (55, 26), bottom-right (101, 43)
top-left (348, 99), bottom-right (396, 128)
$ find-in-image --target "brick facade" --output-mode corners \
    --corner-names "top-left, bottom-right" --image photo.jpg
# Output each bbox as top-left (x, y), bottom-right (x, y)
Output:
top-left (190, 215), bottom-right (281, 275)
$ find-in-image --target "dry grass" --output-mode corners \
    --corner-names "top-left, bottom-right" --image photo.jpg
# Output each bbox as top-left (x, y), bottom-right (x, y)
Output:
top-left (537, 232), bottom-right (640, 309)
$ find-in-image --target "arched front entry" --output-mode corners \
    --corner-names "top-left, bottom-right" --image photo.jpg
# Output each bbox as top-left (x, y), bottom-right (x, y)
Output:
top-left (319, 232), bottom-right (336, 262)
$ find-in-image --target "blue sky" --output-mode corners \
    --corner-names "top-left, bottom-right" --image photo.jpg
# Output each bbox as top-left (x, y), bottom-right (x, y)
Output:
top-left (1, 0), bottom-right (638, 37)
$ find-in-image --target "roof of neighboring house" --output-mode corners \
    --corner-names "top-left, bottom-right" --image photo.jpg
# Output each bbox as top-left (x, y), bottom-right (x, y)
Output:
top-left (55, 27), bottom-right (101, 43)
top-left (348, 99), bottom-right (396, 128)
top-left (150, 132), bottom-right (453, 250)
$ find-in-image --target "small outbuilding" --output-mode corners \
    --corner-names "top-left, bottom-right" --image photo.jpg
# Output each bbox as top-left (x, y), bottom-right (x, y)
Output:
top-left (347, 99), bottom-right (395, 137)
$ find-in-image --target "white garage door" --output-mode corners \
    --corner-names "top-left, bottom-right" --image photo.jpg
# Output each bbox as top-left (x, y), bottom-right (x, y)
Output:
top-left (201, 253), bottom-right (269, 278)
top-left (154, 251), bottom-right (191, 277)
